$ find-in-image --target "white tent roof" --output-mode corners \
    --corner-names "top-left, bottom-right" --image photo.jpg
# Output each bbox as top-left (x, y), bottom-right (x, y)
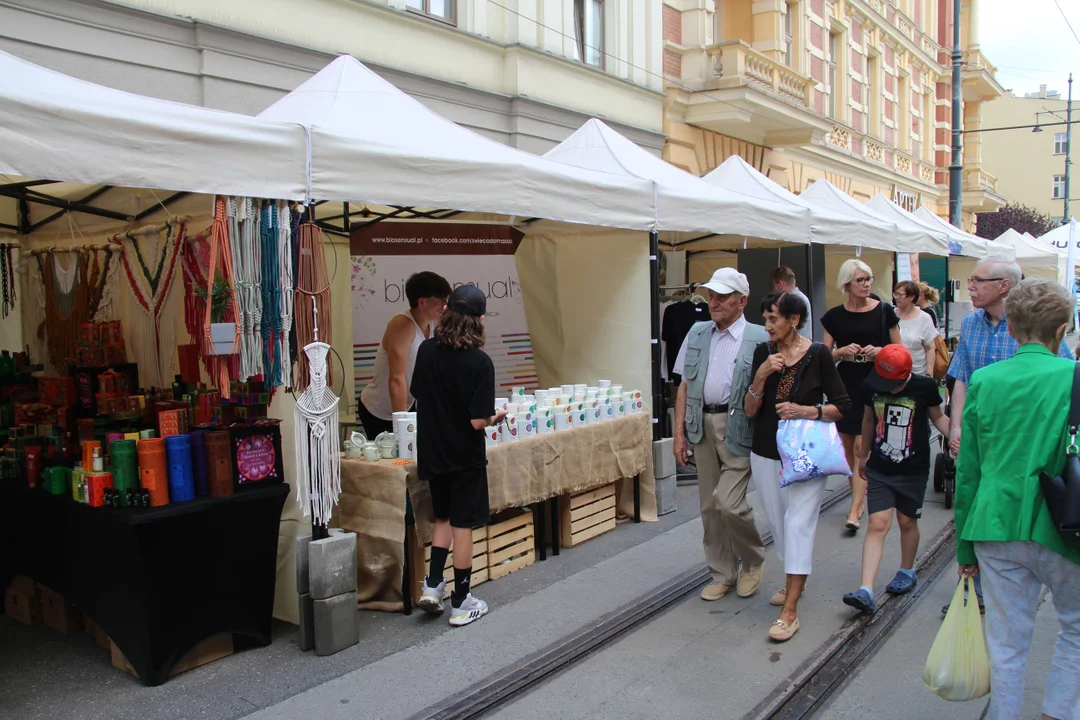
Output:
top-left (865, 195), bottom-right (950, 256)
top-left (1039, 219), bottom-right (1079, 253)
top-left (993, 228), bottom-right (1060, 266)
top-left (258, 56), bottom-right (657, 231)
top-left (1037, 219), bottom-right (1078, 285)
top-left (542, 119), bottom-right (811, 240)
top-left (912, 207), bottom-right (1002, 259)
top-left (798, 180), bottom-right (908, 253)
top-left (0, 49), bottom-right (308, 201)
top-left (702, 155), bottom-right (891, 249)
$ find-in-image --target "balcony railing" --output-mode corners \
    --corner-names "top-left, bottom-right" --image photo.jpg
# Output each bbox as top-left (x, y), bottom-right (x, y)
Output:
top-left (827, 124), bottom-right (937, 184)
top-left (964, 167), bottom-right (1000, 194)
top-left (962, 49), bottom-right (999, 77)
top-left (706, 41), bottom-right (813, 107)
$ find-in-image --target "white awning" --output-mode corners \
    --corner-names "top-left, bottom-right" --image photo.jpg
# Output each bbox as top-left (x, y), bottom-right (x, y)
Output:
top-left (798, 180), bottom-right (906, 253)
top-left (0, 49), bottom-right (309, 201)
top-left (258, 56), bottom-right (658, 231)
top-left (864, 195), bottom-right (950, 256)
top-left (543, 119), bottom-right (811, 241)
top-left (703, 156), bottom-right (894, 249)
top-left (993, 228), bottom-right (1060, 267)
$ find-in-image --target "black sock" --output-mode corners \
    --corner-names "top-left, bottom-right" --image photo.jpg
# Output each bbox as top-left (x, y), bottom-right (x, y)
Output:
top-left (451, 566), bottom-right (472, 608)
top-left (427, 546), bottom-right (449, 588)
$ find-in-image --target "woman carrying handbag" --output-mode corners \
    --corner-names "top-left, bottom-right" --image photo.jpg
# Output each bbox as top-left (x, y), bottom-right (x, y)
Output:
top-left (745, 292), bottom-right (851, 642)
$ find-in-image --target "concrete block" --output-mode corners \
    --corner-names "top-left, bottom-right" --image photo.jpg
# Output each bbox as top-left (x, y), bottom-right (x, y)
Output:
top-left (313, 591), bottom-right (359, 656)
top-left (295, 532), bottom-right (312, 595)
top-left (653, 438), bottom-right (675, 479)
top-left (309, 531), bottom-right (357, 600)
top-left (298, 592), bottom-right (315, 651)
top-left (656, 473), bottom-right (677, 516)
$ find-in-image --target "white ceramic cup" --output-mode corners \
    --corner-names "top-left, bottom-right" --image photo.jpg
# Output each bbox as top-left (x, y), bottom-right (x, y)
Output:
top-left (511, 386), bottom-right (526, 397)
top-left (486, 427), bottom-right (499, 447)
top-left (586, 405), bottom-right (601, 425)
top-left (611, 384), bottom-right (623, 399)
top-left (555, 411), bottom-right (572, 431)
top-left (504, 414), bottom-right (519, 442)
top-left (573, 391), bottom-right (586, 403)
top-left (600, 399), bottom-right (614, 422)
top-left (495, 398), bottom-right (509, 411)
top-left (614, 400), bottom-right (625, 418)
top-left (517, 412), bottom-right (535, 437)
top-left (506, 402), bottom-right (520, 416)
top-left (539, 396), bottom-right (555, 408)
top-left (575, 408), bottom-right (588, 427)
top-left (537, 407), bottom-right (554, 435)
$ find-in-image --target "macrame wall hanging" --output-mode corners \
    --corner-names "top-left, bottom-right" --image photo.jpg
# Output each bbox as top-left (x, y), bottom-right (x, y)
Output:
top-left (293, 220), bottom-right (333, 392)
top-left (227, 199), bottom-right (263, 382)
top-left (31, 247), bottom-right (115, 370)
top-left (293, 299), bottom-right (341, 526)
top-left (277, 203), bottom-right (295, 389)
top-left (110, 218), bottom-right (185, 388)
top-left (203, 197), bottom-right (240, 398)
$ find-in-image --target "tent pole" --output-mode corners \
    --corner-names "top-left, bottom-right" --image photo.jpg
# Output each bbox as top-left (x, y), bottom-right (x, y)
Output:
top-left (804, 243), bottom-right (815, 341)
top-left (645, 230), bottom-right (663, 524)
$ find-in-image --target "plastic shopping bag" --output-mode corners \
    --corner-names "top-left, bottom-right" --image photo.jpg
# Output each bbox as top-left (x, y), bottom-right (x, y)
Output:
top-left (922, 577), bottom-right (991, 701)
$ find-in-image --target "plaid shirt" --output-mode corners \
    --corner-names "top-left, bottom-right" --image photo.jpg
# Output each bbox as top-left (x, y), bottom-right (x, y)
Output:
top-left (947, 309), bottom-right (1074, 383)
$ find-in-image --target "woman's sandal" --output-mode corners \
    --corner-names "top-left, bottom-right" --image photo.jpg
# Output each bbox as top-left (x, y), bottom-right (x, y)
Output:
top-left (768, 617), bottom-right (800, 642)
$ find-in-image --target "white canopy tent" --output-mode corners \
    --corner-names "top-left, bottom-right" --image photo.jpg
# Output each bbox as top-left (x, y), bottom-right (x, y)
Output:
top-left (542, 119), bottom-right (811, 243)
top-left (993, 228), bottom-right (1061, 279)
top-left (798, 180), bottom-right (908, 254)
top-left (0, 49), bottom-right (308, 202)
top-left (703, 156), bottom-right (896, 250)
top-left (865, 195), bottom-right (950, 256)
top-left (912, 207), bottom-right (1005, 260)
top-left (1037, 219), bottom-right (1079, 286)
top-left (257, 56), bottom-right (657, 230)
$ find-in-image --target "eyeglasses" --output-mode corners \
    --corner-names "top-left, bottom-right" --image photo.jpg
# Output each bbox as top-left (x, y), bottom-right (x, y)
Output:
top-left (967, 277), bottom-right (1004, 284)
top-left (853, 276), bottom-right (875, 285)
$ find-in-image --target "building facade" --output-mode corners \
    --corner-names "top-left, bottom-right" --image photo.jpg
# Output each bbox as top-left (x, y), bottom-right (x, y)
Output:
top-left (981, 88), bottom-right (1073, 222)
top-left (661, 0), bottom-right (1005, 231)
top-left (0, 0), bottom-right (667, 154)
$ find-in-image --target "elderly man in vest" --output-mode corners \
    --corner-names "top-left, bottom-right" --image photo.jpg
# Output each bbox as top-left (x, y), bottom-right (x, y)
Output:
top-left (673, 268), bottom-right (770, 600)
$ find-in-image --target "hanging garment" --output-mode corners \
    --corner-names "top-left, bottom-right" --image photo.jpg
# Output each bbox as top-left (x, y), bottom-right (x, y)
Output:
top-left (228, 198), bottom-right (263, 381)
top-left (111, 220), bottom-right (185, 388)
top-left (278, 203), bottom-right (295, 389)
top-left (293, 221), bottom-right (333, 393)
top-left (34, 251), bottom-right (96, 370)
top-left (203, 197), bottom-right (241, 398)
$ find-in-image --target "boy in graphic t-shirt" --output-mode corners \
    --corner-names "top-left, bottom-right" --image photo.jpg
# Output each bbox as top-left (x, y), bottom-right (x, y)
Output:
top-left (842, 345), bottom-right (950, 614)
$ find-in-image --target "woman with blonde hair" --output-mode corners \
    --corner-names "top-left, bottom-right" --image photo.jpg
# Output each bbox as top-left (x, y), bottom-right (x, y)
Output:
top-left (916, 282), bottom-right (940, 328)
top-left (821, 259), bottom-right (902, 533)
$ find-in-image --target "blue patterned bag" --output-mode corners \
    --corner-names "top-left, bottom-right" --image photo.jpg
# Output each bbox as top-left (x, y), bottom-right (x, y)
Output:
top-left (777, 417), bottom-right (851, 487)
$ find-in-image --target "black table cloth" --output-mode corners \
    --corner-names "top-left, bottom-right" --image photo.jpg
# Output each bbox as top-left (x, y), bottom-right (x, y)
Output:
top-left (1, 483), bottom-right (287, 686)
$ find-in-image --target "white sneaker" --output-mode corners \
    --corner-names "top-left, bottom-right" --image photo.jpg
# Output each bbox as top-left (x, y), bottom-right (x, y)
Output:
top-left (418, 577), bottom-right (447, 615)
top-left (448, 593), bottom-right (488, 627)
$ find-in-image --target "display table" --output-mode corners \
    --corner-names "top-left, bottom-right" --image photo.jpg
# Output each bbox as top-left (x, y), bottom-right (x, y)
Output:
top-left (1, 484), bottom-right (288, 686)
top-left (333, 414), bottom-right (656, 612)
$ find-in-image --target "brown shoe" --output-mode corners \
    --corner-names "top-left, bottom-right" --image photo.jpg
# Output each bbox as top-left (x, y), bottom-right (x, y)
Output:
top-left (770, 587), bottom-right (787, 606)
top-left (700, 581), bottom-right (736, 601)
top-left (768, 617), bottom-right (800, 642)
top-left (737, 563), bottom-right (764, 597)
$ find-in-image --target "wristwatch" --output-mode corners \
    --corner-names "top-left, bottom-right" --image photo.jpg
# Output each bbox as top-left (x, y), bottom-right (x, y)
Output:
top-left (816, 404), bottom-right (823, 420)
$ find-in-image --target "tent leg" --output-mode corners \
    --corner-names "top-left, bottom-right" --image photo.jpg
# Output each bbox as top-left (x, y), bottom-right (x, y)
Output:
top-left (646, 230), bottom-right (663, 525)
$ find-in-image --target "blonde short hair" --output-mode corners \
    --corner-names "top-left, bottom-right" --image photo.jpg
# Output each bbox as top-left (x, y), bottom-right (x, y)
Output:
top-left (1004, 279), bottom-right (1073, 347)
top-left (837, 258), bottom-right (874, 292)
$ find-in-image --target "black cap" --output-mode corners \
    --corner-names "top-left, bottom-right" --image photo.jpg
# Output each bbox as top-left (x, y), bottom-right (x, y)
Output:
top-left (448, 285), bottom-right (486, 317)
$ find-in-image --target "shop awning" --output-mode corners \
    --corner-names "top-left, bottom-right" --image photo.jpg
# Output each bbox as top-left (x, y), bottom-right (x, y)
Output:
top-left (993, 228), bottom-right (1061, 268)
top-left (911, 207), bottom-right (1005, 259)
top-left (864, 195), bottom-right (950, 257)
top-left (0, 49), bottom-right (309, 201)
top-left (703, 156), bottom-right (893, 249)
top-left (1037, 219), bottom-right (1078, 285)
top-left (258, 56), bottom-right (657, 231)
top-left (542, 119), bottom-right (811, 242)
top-left (797, 180), bottom-right (906, 254)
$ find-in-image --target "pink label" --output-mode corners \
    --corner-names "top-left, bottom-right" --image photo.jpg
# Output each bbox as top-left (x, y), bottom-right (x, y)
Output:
top-left (235, 434), bottom-right (278, 483)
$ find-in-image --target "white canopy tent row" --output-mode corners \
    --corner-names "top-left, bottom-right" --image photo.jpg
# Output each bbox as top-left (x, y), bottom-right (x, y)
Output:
top-left (1037, 219), bottom-right (1079, 287)
top-left (993, 228), bottom-right (1062, 281)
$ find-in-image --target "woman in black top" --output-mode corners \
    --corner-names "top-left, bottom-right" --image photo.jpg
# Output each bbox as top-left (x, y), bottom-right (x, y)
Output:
top-left (820, 259), bottom-right (901, 533)
top-left (745, 292), bottom-right (850, 643)
top-left (917, 282), bottom-right (940, 328)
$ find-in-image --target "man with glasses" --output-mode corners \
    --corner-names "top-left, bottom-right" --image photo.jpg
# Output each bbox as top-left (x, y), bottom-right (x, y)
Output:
top-left (944, 259), bottom-right (1074, 614)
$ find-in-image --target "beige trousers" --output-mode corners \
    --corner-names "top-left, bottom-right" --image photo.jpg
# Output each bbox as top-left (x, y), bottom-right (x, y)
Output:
top-left (694, 412), bottom-right (765, 585)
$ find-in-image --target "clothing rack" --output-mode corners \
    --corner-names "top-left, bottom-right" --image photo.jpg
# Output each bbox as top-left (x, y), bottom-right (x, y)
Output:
top-left (658, 282), bottom-right (698, 292)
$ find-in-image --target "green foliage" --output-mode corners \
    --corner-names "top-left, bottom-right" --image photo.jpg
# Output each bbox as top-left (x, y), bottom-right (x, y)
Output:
top-left (975, 202), bottom-right (1058, 240)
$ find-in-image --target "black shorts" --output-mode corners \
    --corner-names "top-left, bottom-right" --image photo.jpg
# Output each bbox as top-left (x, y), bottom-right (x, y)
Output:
top-left (429, 467), bottom-right (490, 529)
top-left (865, 467), bottom-right (926, 519)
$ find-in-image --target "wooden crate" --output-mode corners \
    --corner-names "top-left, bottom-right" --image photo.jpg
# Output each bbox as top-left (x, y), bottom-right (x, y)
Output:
top-left (486, 509), bottom-right (535, 581)
top-left (559, 483), bottom-right (617, 548)
top-left (422, 526), bottom-right (489, 589)
top-left (111, 633), bottom-right (233, 680)
top-left (39, 585), bottom-right (83, 636)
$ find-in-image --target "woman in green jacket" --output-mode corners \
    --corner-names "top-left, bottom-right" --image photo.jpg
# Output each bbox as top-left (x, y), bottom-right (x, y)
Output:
top-left (955, 278), bottom-right (1080, 720)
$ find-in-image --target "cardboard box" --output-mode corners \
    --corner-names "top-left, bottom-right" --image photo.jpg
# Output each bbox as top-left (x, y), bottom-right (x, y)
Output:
top-left (5, 588), bottom-right (43, 626)
top-left (111, 634), bottom-right (233, 679)
top-left (84, 615), bottom-right (111, 649)
top-left (39, 585), bottom-right (83, 635)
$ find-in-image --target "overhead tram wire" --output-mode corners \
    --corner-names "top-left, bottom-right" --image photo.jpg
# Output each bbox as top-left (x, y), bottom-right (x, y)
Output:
top-left (482, 0), bottom-right (813, 137)
top-left (1052, 0), bottom-right (1080, 48)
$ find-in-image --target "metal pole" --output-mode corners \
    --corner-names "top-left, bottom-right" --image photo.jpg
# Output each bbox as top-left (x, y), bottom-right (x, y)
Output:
top-left (1065, 73), bottom-right (1073, 223)
top-left (649, 230), bottom-right (662, 444)
top-left (948, 0), bottom-right (963, 228)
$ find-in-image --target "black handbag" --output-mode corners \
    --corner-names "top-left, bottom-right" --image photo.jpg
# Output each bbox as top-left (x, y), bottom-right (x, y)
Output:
top-left (1039, 361), bottom-right (1080, 550)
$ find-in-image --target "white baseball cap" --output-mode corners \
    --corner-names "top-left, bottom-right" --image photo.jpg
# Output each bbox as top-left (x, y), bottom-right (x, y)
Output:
top-left (700, 268), bottom-right (750, 297)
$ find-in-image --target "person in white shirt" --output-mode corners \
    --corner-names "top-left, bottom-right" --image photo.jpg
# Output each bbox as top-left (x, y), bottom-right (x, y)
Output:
top-left (892, 281), bottom-right (937, 376)
top-left (771, 266), bottom-right (813, 338)
top-left (357, 271), bottom-right (451, 437)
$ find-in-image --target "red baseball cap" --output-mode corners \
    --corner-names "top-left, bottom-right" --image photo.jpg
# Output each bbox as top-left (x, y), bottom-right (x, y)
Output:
top-left (867, 344), bottom-right (913, 392)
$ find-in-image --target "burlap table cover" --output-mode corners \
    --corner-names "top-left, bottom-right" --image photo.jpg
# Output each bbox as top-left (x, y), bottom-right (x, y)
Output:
top-left (336, 413), bottom-right (657, 611)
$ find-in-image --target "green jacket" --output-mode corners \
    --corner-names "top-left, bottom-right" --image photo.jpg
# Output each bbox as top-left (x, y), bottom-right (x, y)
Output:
top-left (955, 344), bottom-right (1080, 566)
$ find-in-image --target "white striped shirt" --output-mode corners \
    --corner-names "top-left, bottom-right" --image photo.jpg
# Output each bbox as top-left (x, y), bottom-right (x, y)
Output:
top-left (673, 316), bottom-right (747, 405)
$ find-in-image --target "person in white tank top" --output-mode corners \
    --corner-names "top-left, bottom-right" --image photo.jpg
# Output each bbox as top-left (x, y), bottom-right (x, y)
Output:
top-left (358, 272), bottom-right (451, 435)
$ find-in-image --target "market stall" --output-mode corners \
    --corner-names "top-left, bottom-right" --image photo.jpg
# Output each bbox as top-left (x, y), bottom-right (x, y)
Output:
top-left (993, 228), bottom-right (1062, 280)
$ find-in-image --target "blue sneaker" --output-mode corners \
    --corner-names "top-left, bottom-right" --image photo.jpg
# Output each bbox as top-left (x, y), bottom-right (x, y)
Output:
top-left (842, 588), bottom-right (876, 614)
top-left (886, 570), bottom-right (917, 595)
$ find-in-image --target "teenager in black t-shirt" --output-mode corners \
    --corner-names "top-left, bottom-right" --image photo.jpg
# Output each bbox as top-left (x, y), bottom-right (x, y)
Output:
top-left (411, 284), bottom-right (506, 626)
